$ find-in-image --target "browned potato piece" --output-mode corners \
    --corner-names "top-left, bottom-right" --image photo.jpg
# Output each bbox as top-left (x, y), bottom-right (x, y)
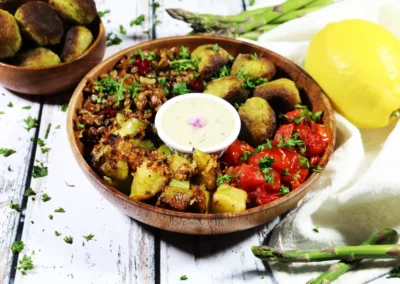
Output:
top-left (0, 9), bottom-right (22, 59)
top-left (61, 26), bottom-right (93, 62)
top-left (203, 76), bottom-right (249, 105)
top-left (157, 185), bottom-right (207, 213)
top-left (231, 53), bottom-right (276, 80)
top-left (238, 97), bottom-right (276, 147)
top-left (15, 47), bottom-right (61, 67)
top-left (190, 44), bottom-right (231, 79)
top-left (15, 2), bottom-right (63, 46)
top-left (49, 0), bottom-right (97, 25)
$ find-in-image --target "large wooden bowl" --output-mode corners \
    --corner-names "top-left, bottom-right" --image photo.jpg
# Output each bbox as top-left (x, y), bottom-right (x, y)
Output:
top-left (0, 17), bottom-right (106, 95)
top-left (67, 36), bottom-right (336, 235)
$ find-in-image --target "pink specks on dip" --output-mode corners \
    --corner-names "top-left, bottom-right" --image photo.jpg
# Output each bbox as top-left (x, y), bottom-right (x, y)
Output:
top-left (187, 115), bottom-right (206, 128)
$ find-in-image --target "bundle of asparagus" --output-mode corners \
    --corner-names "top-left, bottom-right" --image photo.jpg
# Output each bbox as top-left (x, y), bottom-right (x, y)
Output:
top-left (166, 0), bottom-right (334, 40)
top-left (252, 228), bottom-right (399, 283)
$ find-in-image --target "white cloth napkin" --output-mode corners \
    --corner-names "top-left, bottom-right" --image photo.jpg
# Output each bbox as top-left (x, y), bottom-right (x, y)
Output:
top-left (239, 0), bottom-right (400, 283)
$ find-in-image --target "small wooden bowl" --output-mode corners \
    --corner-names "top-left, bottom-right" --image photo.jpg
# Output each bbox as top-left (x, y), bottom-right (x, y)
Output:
top-left (67, 36), bottom-right (336, 235)
top-left (0, 17), bottom-right (106, 95)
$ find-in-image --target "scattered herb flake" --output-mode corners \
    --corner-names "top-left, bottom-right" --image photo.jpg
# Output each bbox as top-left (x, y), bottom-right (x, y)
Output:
top-left (32, 164), bottom-right (48, 178)
top-left (130, 14), bottom-right (145, 26)
top-left (211, 44), bottom-right (220, 51)
top-left (11, 241), bottom-right (25, 253)
top-left (218, 65), bottom-right (230, 78)
top-left (313, 226), bottom-right (320, 233)
top-left (24, 188), bottom-right (36, 197)
top-left (179, 46), bottom-right (190, 59)
top-left (243, 77), bottom-right (268, 89)
top-left (76, 123), bottom-right (85, 129)
top-left (279, 186), bottom-right (290, 195)
top-left (55, 125), bottom-right (60, 129)
top-left (240, 151), bottom-right (251, 162)
top-left (8, 165), bottom-right (12, 172)
top-left (55, 207), bottom-right (65, 213)
top-left (128, 83), bottom-right (141, 99)
top-left (0, 111), bottom-right (4, 114)
top-left (119, 25), bottom-right (127, 35)
top-left (45, 123), bottom-right (51, 139)
top-left (16, 253), bottom-right (34, 275)
top-left (10, 201), bottom-right (21, 211)
top-left (55, 231), bottom-right (61, 236)
top-left (40, 148), bottom-right (51, 154)
top-left (250, 53), bottom-right (258, 60)
top-left (22, 106), bottom-right (31, 110)
top-left (180, 275), bottom-right (188, 281)
top-left (30, 137), bottom-right (45, 147)
top-left (98, 9), bottom-right (110, 17)
top-left (253, 140), bottom-right (272, 155)
top-left (299, 156), bottom-right (310, 168)
top-left (7, 102), bottom-right (13, 107)
top-left (64, 236), bottom-right (73, 244)
top-left (106, 32), bottom-right (122, 47)
top-left (216, 173), bottom-right (237, 186)
top-left (151, 2), bottom-right (160, 9)
top-left (41, 193), bottom-right (51, 202)
top-left (49, 214), bottom-right (53, 220)
top-left (388, 266), bottom-right (400, 278)
top-left (172, 82), bottom-right (189, 95)
top-left (65, 182), bottom-right (75, 187)
top-left (157, 77), bottom-right (167, 85)
top-left (0, 148), bottom-right (16, 157)
top-left (23, 116), bottom-right (38, 131)
top-left (249, 0), bottom-right (255, 6)
top-left (258, 157), bottom-right (275, 170)
top-left (60, 103), bottom-right (68, 112)
top-left (83, 234), bottom-right (95, 242)
top-left (310, 166), bottom-right (323, 173)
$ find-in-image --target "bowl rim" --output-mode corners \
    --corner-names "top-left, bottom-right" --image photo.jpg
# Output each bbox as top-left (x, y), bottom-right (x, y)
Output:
top-left (154, 92), bottom-right (242, 154)
top-left (67, 35), bottom-right (336, 221)
top-left (0, 18), bottom-right (105, 70)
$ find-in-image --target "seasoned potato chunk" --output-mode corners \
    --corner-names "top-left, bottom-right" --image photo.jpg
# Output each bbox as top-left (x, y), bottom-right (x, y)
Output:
top-left (231, 53), bottom-right (276, 80)
top-left (190, 44), bottom-right (231, 79)
top-left (103, 175), bottom-right (132, 195)
top-left (254, 78), bottom-right (301, 112)
top-left (203, 76), bottom-right (249, 105)
top-left (157, 144), bottom-right (172, 158)
top-left (211, 184), bottom-right (247, 213)
top-left (130, 163), bottom-right (168, 201)
top-left (157, 185), bottom-right (207, 213)
top-left (238, 97), bottom-right (276, 147)
top-left (193, 149), bottom-right (217, 192)
top-left (114, 113), bottom-right (148, 138)
top-left (15, 47), bottom-right (61, 67)
top-left (100, 159), bottom-right (129, 181)
top-left (61, 26), bottom-right (93, 63)
top-left (170, 154), bottom-right (196, 181)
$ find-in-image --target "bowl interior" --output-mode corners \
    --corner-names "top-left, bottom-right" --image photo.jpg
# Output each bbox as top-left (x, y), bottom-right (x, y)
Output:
top-left (67, 36), bottom-right (336, 233)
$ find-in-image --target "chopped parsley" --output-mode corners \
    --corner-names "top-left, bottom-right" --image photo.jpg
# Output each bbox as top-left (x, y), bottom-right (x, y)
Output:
top-left (16, 253), bottom-right (34, 275)
top-left (61, 103), bottom-right (68, 112)
top-left (64, 236), bottom-right (73, 244)
top-left (253, 140), bottom-right (273, 155)
top-left (218, 66), bottom-right (230, 78)
top-left (55, 207), bottom-right (65, 213)
top-left (32, 164), bottom-right (48, 178)
top-left (243, 77), bottom-right (268, 89)
top-left (180, 275), bottom-right (188, 281)
top-left (130, 14), bottom-right (145, 26)
top-left (148, 51), bottom-right (157, 61)
top-left (45, 123), bottom-right (51, 139)
top-left (41, 193), bottom-right (51, 202)
top-left (311, 111), bottom-right (323, 122)
top-left (279, 186), bottom-right (290, 195)
top-left (172, 82), bottom-right (189, 95)
top-left (234, 102), bottom-right (243, 110)
top-left (236, 71), bottom-right (244, 80)
top-left (119, 25), bottom-right (127, 35)
top-left (388, 267), bottom-right (400, 278)
top-left (49, 214), bottom-right (53, 220)
top-left (8, 166), bottom-right (12, 172)
top-left (250, 53), bottom-right (258, 60)
top-left (249, 0), bottom-right (255, 6)
top-left (106, 32), bottom-right (122, 47)
top-left (11, 241), bottom-right (25, 253)
top-left (10, 201), bottom-right (21, 211)
top-left (282, 168), bottom-right (289, 176)
top-left (55, 125), bottom-right (60, 129)
top-left (30, 137), bottom-right (45, 147)
top-left (151, 2), bottom-right (160, 9)
top-left (22, 106), bottom-right (31, 110)
top-left (76, 123), bottom-right (85, 129)
top-left (55, 231), bottom-right (61, 236)
top-left (279, 133), bottom-right (305, 149)
top-left (0, 148), bottom-right (16, 157)
top-left (299, 156), bottom-right (310, 168)
top-left (65, 182), bottom-right (75, 187)
top-left (310, 166), bottom-right (323, 173)
top-left (262, 169), bottom-right (275, 184)
top-left (7, 101), bottom-right (13, 107)
top-left (258, 157), bottom-right (275, 169)
top-left (157, 77), bottom-right (167, 85)
top-left (0, 111), bottom-right (4, 114)
top-left (128, 83), bottom-right (141, 98)
top-left (83, 234), bottom-right (95, 242)
top-left (170, 59), bottom-right (197, 71)
top-left (211, 44), bottom-right (220, 51)
top-left (239, 151), bottom-right (251, 162)
top-left (23, 116), bottom-right (38, 131)
top-left (313, 226), bottom-right (320, 233)
top-left (228, 55), bottom-right (234, 61)
top-left (216, 173), bottom-right (237, 186)
top-left (179, 46), bottom-right (190, 59)
top-left (24, 188), bottom-right (36, 197)
top-left (98, 9), bottom-right (110, 17)
top-left (41, 147), bottom-right (51, 154)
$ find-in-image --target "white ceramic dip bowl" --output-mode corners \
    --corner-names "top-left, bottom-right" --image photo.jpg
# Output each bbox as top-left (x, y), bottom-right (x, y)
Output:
top-left (155, 93), bottom-right (241, 154)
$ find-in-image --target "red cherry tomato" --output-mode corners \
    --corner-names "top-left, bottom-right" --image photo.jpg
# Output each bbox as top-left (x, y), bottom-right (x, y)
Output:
top-left (249, 187), bottom-right (281, 206)
top-left (311, 121), bottom-right (331, 149)
top-left (281, 168), bottom-right (309, 190)
top-left (282, 109), bottom-right (302, 123)
top-left (263, 169), bottom-right (282, 193)
top-left (310, 156), bottom-right (321, 166)
top-left (273, 124), bottom-right (295, 145)
top-left (231, 164), bottom-right (265, 192)
top-left (295, 124), bottom-right (326, 157)
top-left (221, 140), bottom-right (254, 166)
top-left (248, 148), bottom-right (301, 174)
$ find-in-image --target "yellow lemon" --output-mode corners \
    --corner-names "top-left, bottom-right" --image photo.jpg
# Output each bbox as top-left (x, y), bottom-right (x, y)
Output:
top-left (305, 19), bottom-right (400, 129)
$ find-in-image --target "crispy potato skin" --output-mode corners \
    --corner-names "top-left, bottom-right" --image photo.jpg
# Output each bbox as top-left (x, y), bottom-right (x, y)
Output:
top-left (203, 76), bottom-right (249, 105)
top-left (61, 26), bottom-right (93, 62)
top-left (190, 44), bottom-right (231, 79)
top-left (15, 47), bottom-right (61, 67)
top-left (238, 97), bottom-right (277, 147)
top-left (254, 78), bottom-right (301, 112)
top-left (49, 0), bottom-right (97, 25)
top-left (0, 9), bottom-right (22, 59)
top-left (231, 53), bottom-right (276, 80)
top-left (15, 2), bottom-right (63, 46)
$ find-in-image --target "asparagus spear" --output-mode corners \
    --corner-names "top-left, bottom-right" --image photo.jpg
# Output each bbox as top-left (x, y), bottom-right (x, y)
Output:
top-left (308, 228), bottom-right (398, 284)
top-left (306, 0), bottom-right (334, 8)
top-left (252, 244), bottom-right (400, 262)
top-left (241, 25), bottom-right (278, 40)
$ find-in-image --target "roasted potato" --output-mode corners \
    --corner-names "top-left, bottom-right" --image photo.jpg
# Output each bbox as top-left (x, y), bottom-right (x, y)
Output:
top-left (203, 76), bottom-right (249, 105)
top-left (157, 185), bottom-right (207, 213)
top-left (254, 78), bottom-right (301, 112)
top-left (190, 44), bottom-right (231, 79)
top-left (104, 175), bottom-right (132, 195)
top-left (100, 159), bottom-right (129, 181)
top-left (113, 113), bottom-right (148, 138)
top-left (15, 2), bottom-right (63, 46)
top-left (61, 26), bottom-right (93, 63)
top-left (211, 184), bottom-right (247, 213)
top-left (238, 97), bottom-right (276, 147)
top-left (49, 0), bottom-right (97, 25)
top-left (231, 53), bottom-right (276, 80)
top-left (15, 47), bottom-right (61, 67)
top-left (170, 154), bottom-right (196, 181)
top-left (193, 149), bottom-right (217, 192)
top-left (0, 9), bottom-right (22, 59)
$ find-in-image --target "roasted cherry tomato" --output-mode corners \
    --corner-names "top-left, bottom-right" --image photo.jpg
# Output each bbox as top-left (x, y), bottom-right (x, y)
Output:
top-left (263, 169), bottom-right (282, 192)
top-left (248, 148), bottom-right (301, 174)
top-left (273, 123), bottom-right (294, 145)
top-left (221, 140), bottom-right (254, 166)
top-left (281, 168), bottom-right (309, 190)
top-left (311, 121), bottom-right (331, 149)
top-left (295, 124), bottom-right (326, 157)
top-left (248, 187), bottom-right (281, 206)
top-left (282, 109), bottom-right (302, 123)
top-left (310, 156), bottom-right (321, 166)
top-left (231, 164), bottom-right (265, 192)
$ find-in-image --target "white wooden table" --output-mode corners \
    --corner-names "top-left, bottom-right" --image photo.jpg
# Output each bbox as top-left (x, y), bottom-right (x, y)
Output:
top-left (0, 1), bottom-right (394, 283)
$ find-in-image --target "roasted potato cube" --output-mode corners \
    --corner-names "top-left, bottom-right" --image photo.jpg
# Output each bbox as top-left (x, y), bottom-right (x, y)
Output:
top-left (103, 175), bottom-right (132, 195)
top-left (190, 44), bottom-right (231, 79)
top-left (254, 78), bottom-right (301, 112)
top-left (170, 154), bottom-right (196, 181)
top-left (157, 185), bottom-right (207, 213)
top-left (61, 26), bottom-right (93, 63)
top-left (203, 76), bottom-right (249, 105)
top-left (100, 159), bottom-right (129, 181)
top-left (0, 9), bottom-right (22, 59)
top-left (238, 97), bottom-right (276, 147)
top-left (15, 47), bottom-right (61, 67)
top-left (193, 149), bottom-right (218, 192)
top-left (211, 184), bottom-right (247, 213)
top-left (114, 113), bottom-right (148, 138)
top-left (15, 2), bottom-right (63, 46)
top-left (193, 148), bottom-right (210, 172)
top-left (130, 163), bottom-right (168, 201)
top-left (231, 53), bottom-right (276, 80)
top-left (129, 139), bottom-right (156, 149)
top-left (158, 144), bottom-right (172, 158)
top-left (169, 179), bottom-right (190, 190)
top-left (49, 0), bottom-right (97, 25)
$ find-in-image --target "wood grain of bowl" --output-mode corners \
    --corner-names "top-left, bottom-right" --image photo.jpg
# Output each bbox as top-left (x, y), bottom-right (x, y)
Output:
top-left (67, 36), bottom-right (336, 235)
top-left (0, 17), bottom-right (106, 95)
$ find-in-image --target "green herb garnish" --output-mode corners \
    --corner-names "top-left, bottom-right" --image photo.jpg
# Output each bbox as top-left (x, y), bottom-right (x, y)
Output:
top-left (16, 253), bottom-right (35, 275)
top-left (64, 236), bottom-right (73, 244)
top-left (179, 46), bottom-right (190, 59)
top-left (258, 157), bottom-right (275, 169)
top-left (7, 102), bottom-right (13, 107)
top-left (299, 156), bottom-right (310, 168)
top-left (388, 267), bottom-right (400, 278)
top-left (106, 32), bottom-right (122, 47)
top-left (65, 182), bottom-right (75, 187)
top-left (130, 14), bottom-right (145, 26)
top-left (0, 148), bottom-right (16, 157)
top-left (211, 44), bottom-right (220, 51)
top-left (157, 77), bottom-right (167, 85)
top-left (250, 53), bottom-right (258, 60)
top-left (216, 173), bottom-right (236, 186)
top-left (49, 215), bottom-right (53, 220)
top-left (41, 193), bottom-right (51, 202)
top-left (172, 82), bottom-right (189, 95)
top-left (128, 83), bottom-right (141, 99)
top-left (11, 241), bottom-right (24, 253)
top-left (23, 116), bottom-right (38, 131)
top-left (119, 25), bottom-right (127, 35)
top-left (22, 106), bottom-right (31, 110)
top-left (24, 188), bottom-right (36, 197)
top-left (76, 123), bottom-right (85, 129)
top-left (180, 275), bottom-right (188, 281)
top-left (55, 207), bottom-right (65, 213)
top-left (279, 186), bottom-right (290, 195)
top-left (10, 201), bottom-right (21, 211)
top-left (32, 164), bottom-right (47, 178)
top-left (55, 231), bottom-right (61, 236)
top-left (239, 151), bottom-right (251, 162)
top-left (313, 226), bottom-right (320, 233)
top-left (98, 10), bottom-right (110, 17)
top-left (83, 234), bottom-right (95, 242)
top-left (310, 166), bottom-right (323, 173)
top-left (45, 123), bottom-right (51, 139)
